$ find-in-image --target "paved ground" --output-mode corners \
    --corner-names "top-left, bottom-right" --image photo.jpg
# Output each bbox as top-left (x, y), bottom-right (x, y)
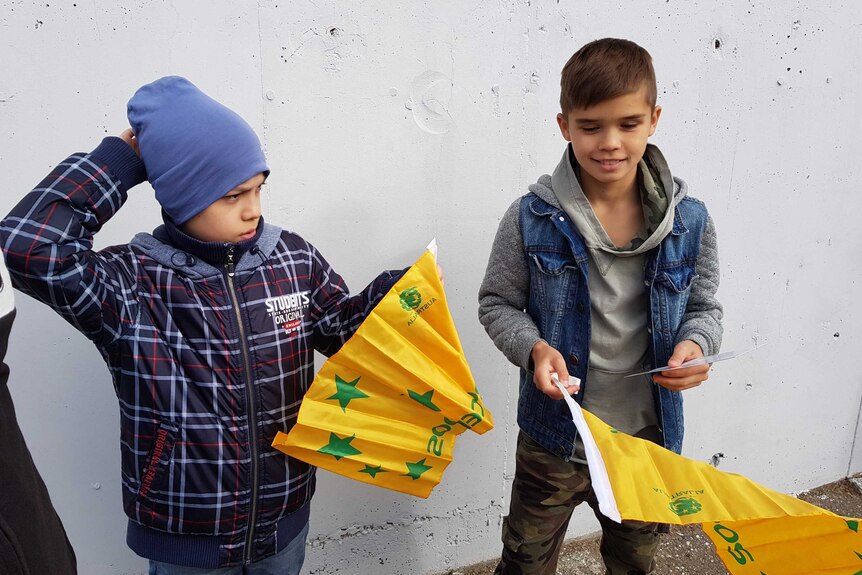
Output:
top-left (443, 474), bottom-right (862, 575)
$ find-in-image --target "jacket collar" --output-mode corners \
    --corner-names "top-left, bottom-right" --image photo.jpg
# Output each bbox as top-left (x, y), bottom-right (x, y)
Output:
top-left (161, 211), bottom-right (264, 268)
top-left (130, 222), bottom-right (283, 279)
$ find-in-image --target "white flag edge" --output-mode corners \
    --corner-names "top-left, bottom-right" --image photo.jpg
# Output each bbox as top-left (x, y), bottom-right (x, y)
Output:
top-left (425, 238), bottom-right (438, 262)
top-left (555, 380), bottom-right (622, 524)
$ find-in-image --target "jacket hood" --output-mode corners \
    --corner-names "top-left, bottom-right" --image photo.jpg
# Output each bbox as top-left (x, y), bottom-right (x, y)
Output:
top-left (530, 143), bottom-right (688, 257)
top-left (129, 222), bottom-right (283, 279)
top-left (530, 144), bottom-right (688, 210)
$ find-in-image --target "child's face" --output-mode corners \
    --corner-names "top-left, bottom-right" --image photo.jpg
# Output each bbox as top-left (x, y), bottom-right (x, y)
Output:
top-left (557, 88), bottom-right (661, 194)
top-left (182, 173), bottom-right (265, 244)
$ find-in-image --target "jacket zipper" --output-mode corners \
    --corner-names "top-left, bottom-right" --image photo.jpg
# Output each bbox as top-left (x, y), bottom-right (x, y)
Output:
top-left (225, 247), bottom-right (260, 564)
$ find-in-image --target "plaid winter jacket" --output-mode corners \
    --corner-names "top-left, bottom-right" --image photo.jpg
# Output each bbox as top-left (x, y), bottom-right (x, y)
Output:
top-left (0, 139), bottom-right (402, 567)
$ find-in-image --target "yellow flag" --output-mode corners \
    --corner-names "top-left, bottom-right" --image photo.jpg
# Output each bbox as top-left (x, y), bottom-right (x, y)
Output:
top-left (273, 244), bottom-right (493, 498)
top-left (556, 383), bottom-right (862, 575)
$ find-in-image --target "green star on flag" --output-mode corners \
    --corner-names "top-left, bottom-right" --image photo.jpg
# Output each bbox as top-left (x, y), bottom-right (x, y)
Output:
top-left (317, 433), bottom-right (362, 461)
top-left (407, 389), bottom-right (441, 412)
top-left (404, 457), bottom-right (432, 480)
top-left (359, 464), bottom-right (386, 479)
top-left (327, 375), bottom-right (369, 412)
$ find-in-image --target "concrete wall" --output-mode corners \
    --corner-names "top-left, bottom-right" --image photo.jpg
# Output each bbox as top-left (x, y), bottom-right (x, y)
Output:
top-left (1, 1), bottom-right (861, 573)
top-left (851, 397), bottom-right (862, 476)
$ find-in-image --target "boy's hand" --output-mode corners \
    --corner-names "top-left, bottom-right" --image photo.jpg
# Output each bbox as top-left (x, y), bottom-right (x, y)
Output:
top-left (653, 340), bottom-right (709, 391)
top-left (531, 340), bottom-right (580, 399)
top-left (119, 128), bottom-right (140, 157)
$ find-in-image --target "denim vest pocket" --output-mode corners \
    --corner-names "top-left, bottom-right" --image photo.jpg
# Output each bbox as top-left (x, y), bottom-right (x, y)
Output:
top-left (658, 265), bottom-right (697, 293)
top-left (527, 249), bottom-right (579, 313)
top-left (655, 264), bottom-right (698, 336)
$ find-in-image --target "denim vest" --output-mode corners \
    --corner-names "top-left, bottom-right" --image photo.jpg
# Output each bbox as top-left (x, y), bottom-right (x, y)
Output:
top-left (517, 192), bottom-right (707, 457)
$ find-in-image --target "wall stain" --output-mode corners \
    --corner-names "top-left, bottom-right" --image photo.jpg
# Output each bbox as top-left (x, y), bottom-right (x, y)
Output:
top-left (409, 70), bottom-right (454, 134)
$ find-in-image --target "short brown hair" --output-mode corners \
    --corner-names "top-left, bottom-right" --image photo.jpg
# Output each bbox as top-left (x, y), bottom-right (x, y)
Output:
top-left (560, 38), bottom-right (657, 113)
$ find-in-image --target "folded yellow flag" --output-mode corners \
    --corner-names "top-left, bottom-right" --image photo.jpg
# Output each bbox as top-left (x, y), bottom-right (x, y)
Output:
top-left (556, 382), bottom-right (862, 575)
top-left (273, 243), bottom-right (492, 498)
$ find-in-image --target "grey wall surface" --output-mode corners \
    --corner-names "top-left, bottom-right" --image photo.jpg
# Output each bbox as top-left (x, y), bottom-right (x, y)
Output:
top-left (852, 398), bottom-right (862, 476)
top-left (1, 1), bottom-right (861, 573)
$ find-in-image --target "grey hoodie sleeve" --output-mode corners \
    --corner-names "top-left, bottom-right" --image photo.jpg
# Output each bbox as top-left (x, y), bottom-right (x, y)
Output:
top-left (674, 214), bottom-right (723, 355)
top-left (477, 199), bottom-right (543, 370)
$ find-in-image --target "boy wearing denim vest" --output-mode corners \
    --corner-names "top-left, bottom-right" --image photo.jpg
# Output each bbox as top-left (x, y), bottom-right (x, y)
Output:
top-left (0, 76), bottom-right (405, 573)
top-left (478, 38), bottom-right (723, 574)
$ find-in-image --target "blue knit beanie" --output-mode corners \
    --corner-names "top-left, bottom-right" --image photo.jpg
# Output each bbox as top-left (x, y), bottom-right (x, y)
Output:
top-left (127, 76), bottom-right (269, 224)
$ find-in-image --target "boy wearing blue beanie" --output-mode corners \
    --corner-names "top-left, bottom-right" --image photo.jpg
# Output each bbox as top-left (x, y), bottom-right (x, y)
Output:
top-left (0, 76), bottom-right (404, 573)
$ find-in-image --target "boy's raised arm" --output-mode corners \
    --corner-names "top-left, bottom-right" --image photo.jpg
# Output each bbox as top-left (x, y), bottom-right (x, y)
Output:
top-left (0, 136), bottom-right (147, 345)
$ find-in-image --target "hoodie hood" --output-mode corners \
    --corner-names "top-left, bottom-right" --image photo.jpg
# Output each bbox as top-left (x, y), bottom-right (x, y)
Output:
top-left (531, 143), bottom-right (687, 257)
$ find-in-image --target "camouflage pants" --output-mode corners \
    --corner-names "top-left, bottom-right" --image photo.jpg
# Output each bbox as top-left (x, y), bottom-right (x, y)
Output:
top-left (495, 432), bottom-right (661, 575)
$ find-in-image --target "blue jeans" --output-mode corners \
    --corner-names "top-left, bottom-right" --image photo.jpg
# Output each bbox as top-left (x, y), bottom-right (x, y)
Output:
top-left (148, 523), bottom-right (309, 575)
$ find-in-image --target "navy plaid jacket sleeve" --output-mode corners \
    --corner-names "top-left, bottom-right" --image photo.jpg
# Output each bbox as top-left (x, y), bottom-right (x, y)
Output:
top-left (306, 246), bottom-right (404, 357)
top-left (0, 139), bottom-right (147, 346)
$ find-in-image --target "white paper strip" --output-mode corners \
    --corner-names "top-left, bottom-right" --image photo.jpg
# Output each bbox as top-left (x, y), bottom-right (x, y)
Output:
top-left (553, 378), bottom-right (622, 524)
top-left (624, 347), bottom-right (757, 378)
